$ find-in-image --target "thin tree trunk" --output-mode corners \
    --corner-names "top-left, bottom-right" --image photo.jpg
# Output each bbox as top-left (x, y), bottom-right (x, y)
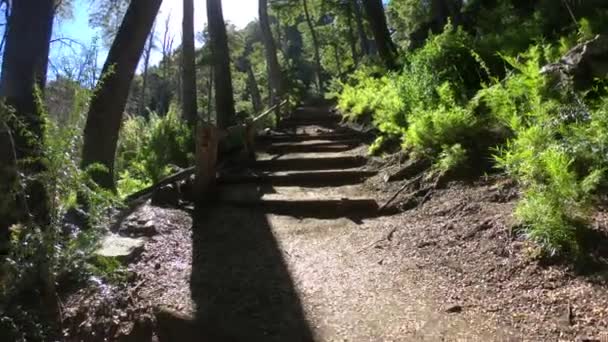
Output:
top-left (302, 0), bottom-right (323, 92)
top-left (352, 0), bottom-right (370, 56)
top-left (139, 28), bottom-right (154, 118)
top-left (246, 63), bottom-right (263, 113)
top-left (0, 0), bottom-right (59, 334)
top-left (346, 1), bottom-right (359, 65)
top-left (182, 0), bottom-right (197, 124)
top-left (207, 0), bottom-right (236, 129)
top-left (259, 0), bottom-right (284, 107)
top-left (81, 0), bottom-right (162, 189)
top-left (207, 64), bottom-right (213, 123)
top-left (362, 0), bottom-right (397, 69)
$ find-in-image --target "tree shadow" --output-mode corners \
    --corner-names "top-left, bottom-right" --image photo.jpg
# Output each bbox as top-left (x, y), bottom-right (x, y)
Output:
top-left (189, 187), bottom-right (316, 341)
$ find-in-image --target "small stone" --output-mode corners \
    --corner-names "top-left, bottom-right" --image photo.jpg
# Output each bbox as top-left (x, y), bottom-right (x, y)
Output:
top-left (119, 220), bottom-right (157, 237)
top-left (445, 305), bottom-right (463, 313)
top-left (155, 263), bottom-right (161, 270)
top-left (95, 235), bottom-right (146, 263)
top-left (151, 184), bottom-right (180, 207)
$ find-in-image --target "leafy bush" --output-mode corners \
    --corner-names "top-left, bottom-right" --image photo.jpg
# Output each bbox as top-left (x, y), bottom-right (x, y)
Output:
top-left (483, 46), bottom-right (608, 256)
top-left (404, 83), bottom-right (478, 157)
top-left (1, 88), bottom-right (119, 340)
top-left (116, 103), bottom-right (194, 197)
top-left (337, 24), bottom-right (483, 152)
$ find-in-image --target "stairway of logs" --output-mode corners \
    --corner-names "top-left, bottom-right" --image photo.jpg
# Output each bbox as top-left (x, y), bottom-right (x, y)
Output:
top-left (215, 105), bottom-right (382, 220)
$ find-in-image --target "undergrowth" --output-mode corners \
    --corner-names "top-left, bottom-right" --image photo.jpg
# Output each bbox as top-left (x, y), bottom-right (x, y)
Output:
top-left (336, 21), bottom-right (608, 258)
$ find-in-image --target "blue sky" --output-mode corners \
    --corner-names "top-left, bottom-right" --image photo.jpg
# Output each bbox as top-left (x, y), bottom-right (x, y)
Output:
top-left (51, 0), bottom-right (259, 74)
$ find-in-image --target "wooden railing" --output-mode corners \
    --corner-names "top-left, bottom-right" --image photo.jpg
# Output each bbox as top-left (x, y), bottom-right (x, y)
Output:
top-left (194, 99), bottom-right (290, 202)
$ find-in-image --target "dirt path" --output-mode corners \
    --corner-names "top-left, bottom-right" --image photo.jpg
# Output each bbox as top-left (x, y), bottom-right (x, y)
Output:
top-left (64, 104), bottom-right (608, 341)
top-left (176, 104), bottom-right (513, 341)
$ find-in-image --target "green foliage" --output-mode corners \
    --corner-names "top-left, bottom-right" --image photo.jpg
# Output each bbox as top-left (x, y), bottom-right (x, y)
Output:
top-left (404, 83), bottom-right (477, 157)
top-left (434, 143), bottom-right (468, 175)
top-left (116, 103), bottom-right (194, 197)
top-left (338, 25), bottom-right (483, 156)
top-left (1, 87), bottom-right (120, 340)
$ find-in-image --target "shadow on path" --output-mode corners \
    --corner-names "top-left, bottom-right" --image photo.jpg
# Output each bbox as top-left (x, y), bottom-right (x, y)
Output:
top-left (190, 192), bottom-right (315, 341)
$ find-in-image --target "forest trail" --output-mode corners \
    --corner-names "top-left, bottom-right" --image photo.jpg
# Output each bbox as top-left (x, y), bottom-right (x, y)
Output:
top-left (173, 103), bottom-right (511, 341)
top-left (63, 103), bottom-right (529, 341)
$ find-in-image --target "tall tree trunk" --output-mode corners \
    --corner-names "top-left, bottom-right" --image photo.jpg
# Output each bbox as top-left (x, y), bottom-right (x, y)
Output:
top-left (81, 0), bottom-right (162, 189)
top-left (0, 0), bottom-right (60, 334)
top-left (352, 0), bottom-right (370, 56)
top-left (259, 0), bottom-right (284, 107)
top-left (362, 0), bottom-right (397, 69)
top-left (0, 0), bottom-right (54, 231)
top-left (346, 2), bottom-right (359, 65)
top-left (302, 0), bottom-right (323, 93)
top-left (207, 0), bottom-right (236, 129)
top-left (182, 0), bottom-right (197, 123)
top-left (139, 28), bottom-right (154, 118)
top-left (207, 64), bottom-right (214, 123)
top-left (246, 63), bottom-right (263, 113)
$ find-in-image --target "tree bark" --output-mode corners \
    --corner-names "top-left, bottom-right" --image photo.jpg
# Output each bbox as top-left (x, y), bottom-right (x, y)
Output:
top-left (259, 0), bottom-right (284, 107)
top-left (362, 0), bottom-right (397, 69)
top-left (182, 0), bottom-right (197, 124)
top-left (246, 63), bottom-right (263, 113)
top-left (0, 0), bottom-right (54, 234)
top-left (81, 0), bottom-right (162, 189)
top-left (0, 0), bottom-right (59, 334)
top-left (207, 0), bottom-right (236, 129)
top-left (352, 0), bottom-right (370, 56)
top-left (302, 0), bottom-right (323, 92)
top-left (139, 28), bottom-right (154, 118)
top-left (346, 1), bottom-right (359, 65)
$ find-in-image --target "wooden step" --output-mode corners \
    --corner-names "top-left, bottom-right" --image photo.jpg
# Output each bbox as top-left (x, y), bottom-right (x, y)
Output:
top-left (282, 114), bottom-right (341, 124)
top-left (218, 170), bottom-right (378, 187)
top-left (250, 156), bottom-right (368, 171)
top-left (277, 118), bottom-right (340, 129)
top-left (256, 132), bottom-right (364, 143)
top-left (261, 141), bottom-right (360, 154)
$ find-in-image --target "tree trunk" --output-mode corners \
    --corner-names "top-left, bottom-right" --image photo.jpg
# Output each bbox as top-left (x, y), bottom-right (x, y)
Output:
top-left (352, 0), bottom-right (370, 56)
top-left (139, 28), bottom-right (154, 118)
top-left (182, 0), bottom-right (197, 124)
top-left (81, 0), bottom-right (162, 189)
top-left (362, 0), bottom-right (397, 70)
top-left (246, 63), bottom-right (263, 113)
top-left (0, 0), bottom-right (59, 334)
top-left (0, 0), bottom-right (53, 233)
top-left (346, 2), bottom-right (359, 65)
top-left (207, 64), bottom-right (214, 123)
top-left (207, 0), bottom-right (236, 129)
top-left (302, 0), bottom-right (323, 92)
top-left (259, 0), bottom-right (284, 107)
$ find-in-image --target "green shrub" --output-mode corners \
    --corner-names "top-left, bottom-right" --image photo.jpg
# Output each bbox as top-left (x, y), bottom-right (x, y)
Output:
top-left (116, 103), bottom-right (194, 197)
top-left (404, 82), bottom-right (478, 157)
top-left (487, 46), bottom-right (608, 257)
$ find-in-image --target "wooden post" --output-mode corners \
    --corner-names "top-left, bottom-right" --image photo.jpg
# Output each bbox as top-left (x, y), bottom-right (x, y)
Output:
top-left (244, 119), bottom-right (256, 160)
top-left (195, 122), bottom-right (219, 204)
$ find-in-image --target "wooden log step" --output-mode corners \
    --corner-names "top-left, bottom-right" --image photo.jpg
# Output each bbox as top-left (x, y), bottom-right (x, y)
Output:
top-left (221, 198), bottom-right (380, 218)
top-left (218, 170), bottom-right (378, 187)
top-left (250, 156), bottom-right (368, 171)
top-left (262, 141), bottom-right (360, 154)
top-left (256, 132), bottom-right (364, 143)
top-left (282, 114), bottom-right (341, 124)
